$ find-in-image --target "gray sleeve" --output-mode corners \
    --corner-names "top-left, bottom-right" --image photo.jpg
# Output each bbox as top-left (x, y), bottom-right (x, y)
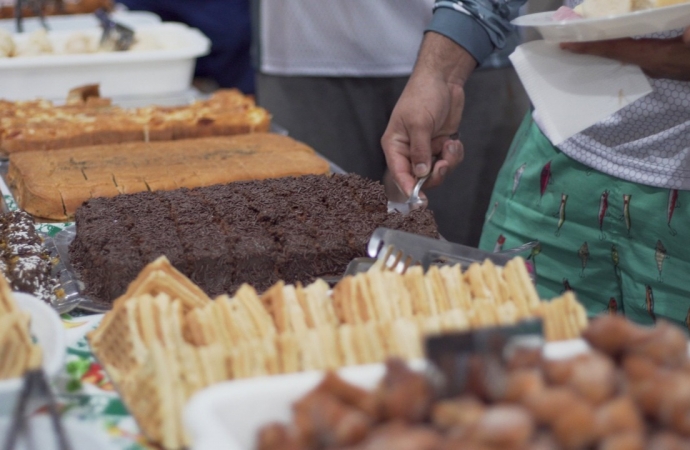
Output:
top-left (425, 0), bottom-right (527, 64)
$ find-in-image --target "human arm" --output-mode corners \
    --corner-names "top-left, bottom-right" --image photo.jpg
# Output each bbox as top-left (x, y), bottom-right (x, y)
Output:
top-left (560, 27), bottom-right (690, 81)
top-left (381, 32), bottom-right (473, 196)
top-left (382, 0), bottom-right (528, 196)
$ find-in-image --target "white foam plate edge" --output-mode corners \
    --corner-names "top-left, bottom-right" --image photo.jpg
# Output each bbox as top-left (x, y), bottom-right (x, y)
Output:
top-left (183, 340), bottom-right (590, 450)
top-left (512, 3), bottom-right (690, 42)
top-left (0, 291), bottom-right (66, 394)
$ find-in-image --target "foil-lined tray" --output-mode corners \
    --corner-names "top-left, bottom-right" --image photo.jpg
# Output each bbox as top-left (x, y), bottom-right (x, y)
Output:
top-left (50, 226), bottom-right (110, 314)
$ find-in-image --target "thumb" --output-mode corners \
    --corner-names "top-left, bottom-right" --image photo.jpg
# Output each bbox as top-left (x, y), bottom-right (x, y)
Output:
top-left (408, 125), bottom-right (433, 178)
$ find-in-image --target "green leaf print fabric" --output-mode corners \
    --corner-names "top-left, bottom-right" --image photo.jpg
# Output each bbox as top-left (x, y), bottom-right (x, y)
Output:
top-left (479, 113), bottom-right (690, 331)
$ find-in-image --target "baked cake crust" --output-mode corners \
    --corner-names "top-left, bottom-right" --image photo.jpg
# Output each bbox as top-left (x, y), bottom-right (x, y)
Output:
top-left (0, 89), bottom-right (270, 154)
top-left (7, 133), bottom-right (331, 221)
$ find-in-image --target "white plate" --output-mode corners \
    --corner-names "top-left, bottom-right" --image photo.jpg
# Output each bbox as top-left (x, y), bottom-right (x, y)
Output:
top-left (0, 415), bottom-right (115, 450)
top-left (184, 340), bottom-right (590, 450)
top-left (0, 292), bottom-right (66, 416)
top-left (512, 3), bottom-right (690, 42)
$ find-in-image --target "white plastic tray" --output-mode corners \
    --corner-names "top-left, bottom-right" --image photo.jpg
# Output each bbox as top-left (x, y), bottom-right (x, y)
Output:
top-left (183, 340), bottom-right (590, 450)
top-left (0, 22), bottom-right (211, 100)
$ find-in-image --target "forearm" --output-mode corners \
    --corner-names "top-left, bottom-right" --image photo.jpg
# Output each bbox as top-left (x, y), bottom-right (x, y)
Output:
top-left (413, 32), bottom-right (478, 89)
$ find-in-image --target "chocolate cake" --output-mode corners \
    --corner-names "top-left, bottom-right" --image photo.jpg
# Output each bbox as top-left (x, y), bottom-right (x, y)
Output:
top-left (69, 174), bottom-right (439, 305)
top-left (0, 211), bottom-right (61, 303)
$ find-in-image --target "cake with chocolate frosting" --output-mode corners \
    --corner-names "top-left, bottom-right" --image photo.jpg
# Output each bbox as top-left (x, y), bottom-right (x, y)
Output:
top-left (69, 174), bottom-right (439, 305)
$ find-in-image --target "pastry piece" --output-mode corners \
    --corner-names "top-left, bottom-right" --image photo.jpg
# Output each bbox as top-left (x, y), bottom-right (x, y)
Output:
top-left (0, 211), bottom-right (61, 304)
top-left (0, 88), bottom-right (270, 154)
top-left (7, 133), bottom-right (331, 220)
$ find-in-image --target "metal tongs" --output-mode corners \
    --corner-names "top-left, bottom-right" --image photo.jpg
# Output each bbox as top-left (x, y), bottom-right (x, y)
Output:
top-left (95, 8), bottom-right (135, 52)
top-left (2, 369), bottom-right (73, 450)
top-left (367, 227), bottom-right (539, 275)
top-left (14, 0), bottom-right (63, 33)
top-left (425, 319), bottom-right (544, 399)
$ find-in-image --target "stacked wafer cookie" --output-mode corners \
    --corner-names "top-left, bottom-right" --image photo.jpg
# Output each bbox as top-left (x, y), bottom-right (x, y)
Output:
top-left (0, 274), bottom-right (41, 380)
top-left (89, 255), bottom-right (588, 449)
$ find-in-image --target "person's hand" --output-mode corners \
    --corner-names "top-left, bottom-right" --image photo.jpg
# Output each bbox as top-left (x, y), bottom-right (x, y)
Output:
top-left (560, 27), bottom-right (690, 81)
top-left (381, 32), bottom-right (477, 197)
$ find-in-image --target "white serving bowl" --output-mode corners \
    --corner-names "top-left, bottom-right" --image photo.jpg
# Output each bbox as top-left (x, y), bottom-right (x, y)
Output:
top-left (0, 292), bottom-right (66, 416)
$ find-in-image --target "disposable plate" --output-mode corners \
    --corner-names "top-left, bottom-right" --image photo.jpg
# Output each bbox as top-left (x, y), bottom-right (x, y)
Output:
top-left (512, 3), bottom-right (690, 42)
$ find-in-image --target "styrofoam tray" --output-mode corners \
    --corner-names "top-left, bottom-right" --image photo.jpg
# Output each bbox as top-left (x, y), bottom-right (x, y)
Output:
top-left (0, 22), bottom-right (210, 100)
top-left (183, 340), bottom-right (590, 450)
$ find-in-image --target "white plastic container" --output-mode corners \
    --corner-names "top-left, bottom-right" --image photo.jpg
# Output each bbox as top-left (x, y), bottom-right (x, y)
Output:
top-left (0, 22), bottom-right (211, 101)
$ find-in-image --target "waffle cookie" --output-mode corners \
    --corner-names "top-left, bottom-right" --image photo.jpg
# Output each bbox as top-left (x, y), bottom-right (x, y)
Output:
top-left (89, 255), bottom-right (589, 449)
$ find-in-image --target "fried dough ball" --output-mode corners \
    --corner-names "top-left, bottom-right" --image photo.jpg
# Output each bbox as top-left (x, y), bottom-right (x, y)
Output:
top-left (595, 396), bottom-right (645, 436)
top-left (622, 354), bottom-right (661, 382)
top-left (293, 391), bottom-right (372, 448)
top-left (377, 359), bottom-right (433, 423)
top-left (522, 387), bottom-right (580, 426)
top-left (353, 421), bottom-right (443, 450)
top-left (627, 321), bottom-right (688, 368)
top-left (530, 432), bottom-right (561, 450)
top-left (656, 374), bottom-right (690, 436)
top-left (318, 371), bottom-right (379, 419)
top-left (542, 358), bottom-right (576, 386)
top-left (431, 396), bottom-right (485, 432)
top-left (472, 405), bottom-right (535, 448)
top-left (582, 315), bottom-right (649, 357)
top-left (498, 368), bottom-right (546, 403)
top-left (597, 432), bottom-right (646, 450)
top-left (647, 431), bottom-right (690, 450)
top-left (629, 377), bottom-right (668, 420)
top-left (552, 400), bottom-right (599, 450)
top-left (567, 352), bottom-right (618, 405)
top-left (257, 423), bottom-right (302, 450)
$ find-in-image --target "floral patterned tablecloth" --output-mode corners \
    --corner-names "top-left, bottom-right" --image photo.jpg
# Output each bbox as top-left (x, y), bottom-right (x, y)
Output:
top-left (0, 185), bottom-right (153, 449)
top-left (58, 314), bottom-right (153, 450)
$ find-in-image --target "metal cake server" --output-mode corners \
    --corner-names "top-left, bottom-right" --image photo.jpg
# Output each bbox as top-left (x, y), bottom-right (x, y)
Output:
top-left (387, 155), bottom-right (440, 215)
top-left (387, 172), bottom-right (431, 215)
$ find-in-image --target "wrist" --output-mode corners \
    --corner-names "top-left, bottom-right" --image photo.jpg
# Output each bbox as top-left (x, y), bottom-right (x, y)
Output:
top-left (413, 32), bottom-right (477, 88)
